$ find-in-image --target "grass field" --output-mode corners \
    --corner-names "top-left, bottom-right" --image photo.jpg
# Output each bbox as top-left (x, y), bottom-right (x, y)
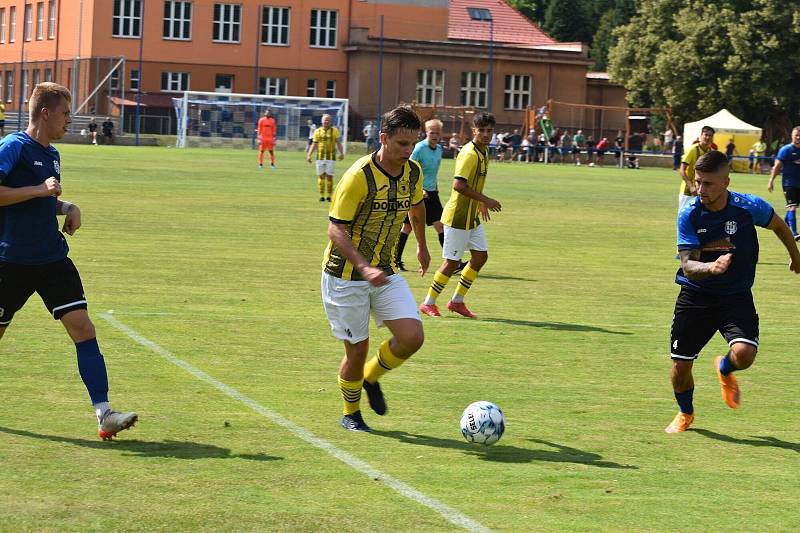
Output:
top-left (1, 146), bottom-right (799, 532)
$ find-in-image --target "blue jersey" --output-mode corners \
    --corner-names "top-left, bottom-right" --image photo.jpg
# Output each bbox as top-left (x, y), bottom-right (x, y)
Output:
top-left (0, 132), bottom-right (67, 265)
top-left (410, 139), bottom-right (442, 191)
top-left (676, 191), bottom-right (774, 295)
top-left (776, 143), bottom-right (800, 189)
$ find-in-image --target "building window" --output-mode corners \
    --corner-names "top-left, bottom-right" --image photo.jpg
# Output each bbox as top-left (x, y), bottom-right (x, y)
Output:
top-left (460, 71), bottom-right (487, 108)
top-left (130, 69), bottom-right (140, 90)
top-left (5, 70), bottom-right (13, 102)
top-left (32, 68), bottom-right (40, 88)
top-left (48, 0), bottom-right (55, 39)
top-left (21, 69), bottom-right (29, 101)
top-left (326, 80), bottom-right (336, 98)
top-left (213, 3), bottom-right (240, 43)
top-left (416, 69), bottom-right (444, 106)
top-left (161, 72), bottom-right (189, 92)
top-left (44, 67), bottom-right (52, 82)
top-left (23, 3), bottom-right (32, 41)
top-left (259, 76), bottom-right (286, 96)
top-left (110, 69), bottom-right (120, 90)
top-left (36, 2), bottom-right (44, 40)
top-left (262, 6), bottom-right (289, 45)
top-left (504, 74), bottom-right (530, 110)
top-left (215, 74), bottom-right (233, 92)
top-left (163, 1), bottom-right (191, 40)
top-left (306, 79), bottom-right (316, 97)
top-left (113, 0), bottom-right (142, 38)
top-left (309, 9), bottom-right (336, 48)
top-left (9, 6), bottom-right (16, 43)
top-left (0, 9), bottom-right (6, 44)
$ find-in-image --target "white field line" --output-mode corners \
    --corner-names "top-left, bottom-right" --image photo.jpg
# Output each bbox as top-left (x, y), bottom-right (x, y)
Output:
top-left (99, 313), bottom-right (492, 533)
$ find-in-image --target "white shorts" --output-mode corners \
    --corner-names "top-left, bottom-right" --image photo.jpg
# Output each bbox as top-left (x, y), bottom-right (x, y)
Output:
top-left (321, 271), bottom-right (420, 343)
top-left (442, 224), bottom-right (488, 260)
top-left (316, 160), bottom-right (336, 176)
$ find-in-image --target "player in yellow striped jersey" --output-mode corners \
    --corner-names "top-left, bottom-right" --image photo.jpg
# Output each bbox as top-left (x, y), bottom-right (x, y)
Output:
top-left (321, 106), bottom-right (430, 432)
top-left (420, 112), bottom-right (502, 319)
top-left (307, 114), bottom-right (344, 202)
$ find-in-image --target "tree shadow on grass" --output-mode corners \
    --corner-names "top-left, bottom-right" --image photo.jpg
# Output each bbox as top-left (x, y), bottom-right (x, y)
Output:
top-left (691, 428), bottom-right (800, 453)
top-left (480, 317), bottom-right (632, 335)
top-left (0, 426), bottom-right (281, 461)
top-left (370, 430), bottom-right (637, 469)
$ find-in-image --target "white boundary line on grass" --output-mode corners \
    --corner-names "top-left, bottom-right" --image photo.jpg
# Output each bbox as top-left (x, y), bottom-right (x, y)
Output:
top-left (99, 313), bottom-right (492, 533)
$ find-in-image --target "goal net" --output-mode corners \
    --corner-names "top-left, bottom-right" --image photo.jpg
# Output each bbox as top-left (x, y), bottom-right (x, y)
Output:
top-left (173, 91), bottom-right (349, 150)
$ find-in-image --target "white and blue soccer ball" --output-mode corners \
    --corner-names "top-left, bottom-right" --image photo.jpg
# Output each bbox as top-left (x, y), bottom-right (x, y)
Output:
top-left (460, 401), bottom-right (505, 446)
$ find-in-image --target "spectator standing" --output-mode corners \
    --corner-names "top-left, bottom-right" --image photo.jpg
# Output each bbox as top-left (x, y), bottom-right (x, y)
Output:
top-left (663, 128), bottom-right (674, 153)
top-left (448, 132), bottom-right (461, 156)
top-left (725, 139), bottom-right (736, 166)
top-left (363, 121), bottom-right (378, 152)
top-left (101, 117), bottom-right (115, 144)
top-left (750, 139), bottom-right (767, 173)
top-left (673, 135), bottom-right (684, 171)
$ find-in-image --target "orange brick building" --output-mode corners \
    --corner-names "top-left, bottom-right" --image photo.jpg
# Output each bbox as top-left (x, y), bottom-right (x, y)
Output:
top-left (0, 0), bottom-right (626, 137)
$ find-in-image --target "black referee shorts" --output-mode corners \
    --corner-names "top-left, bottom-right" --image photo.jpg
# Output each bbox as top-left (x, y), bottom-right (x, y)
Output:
top-left (424, 190), bottom-right (443, 226)
top-left (783, 186), bottom-right (800, 208)
top-left (0, 257), bottom-right (87, 326)
top-left (669, 287), bottom-right (759, 361)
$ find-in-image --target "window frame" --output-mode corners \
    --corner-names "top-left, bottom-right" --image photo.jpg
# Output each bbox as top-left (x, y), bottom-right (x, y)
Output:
top-left (9, 6), bottom-right (16, 43)
top-left (212, 3), bottom-right (241, 43)
top-left (161, 71), bottom-right (190, 92)
top-left (261, 6), bottom-right (289, 46)
top-left (113, 0), bottom-right (143, 39)
top-left (416, 69), bottom-right (445, 106)
top-left (0, 9), bottom-right (6, 44)
top-left (47, 0), bottom-right (55, 39)
top-left (309, 9), bottom-right (337, 49)
top-left (36, 2), bottom-right (44, 40)
top-left (163, 0), bottom-right (192, 41)
top-left (503, 74), bottom-right (531, 110)
top-left (130, 69), bottom-right (140, 91)
top-left (306, 79), bottom-right (316, 97)
top-left (460, 71), bottom-right (487, 108)
top-left (259, 76), bottom-right (287, 96)
top-left (23, 3), bottom-right (32, 41)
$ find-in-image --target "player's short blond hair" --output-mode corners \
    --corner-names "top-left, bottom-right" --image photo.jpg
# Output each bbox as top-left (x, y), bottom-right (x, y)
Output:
top-left (29, 82), bottom-right (71, 121)
top-left (425, 119), bottom-right (443, 130)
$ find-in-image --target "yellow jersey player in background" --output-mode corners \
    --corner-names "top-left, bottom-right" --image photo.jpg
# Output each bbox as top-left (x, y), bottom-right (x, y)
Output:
top-left (321, 105), bottom-right (430, 432)
top-left (307, 114), bottom-right (344, 202)
top-left (420, 112), bottom-right (502, 319)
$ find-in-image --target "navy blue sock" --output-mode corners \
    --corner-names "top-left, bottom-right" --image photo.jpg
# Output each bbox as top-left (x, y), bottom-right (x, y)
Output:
top-left (674, 388), bottom-right (694, 414)
top-left (786, 210), bottom-right (797, 235)
top-left (719, 353), bottom-right (738, 376)
top-left (76, 338), bottom-right (109, 404)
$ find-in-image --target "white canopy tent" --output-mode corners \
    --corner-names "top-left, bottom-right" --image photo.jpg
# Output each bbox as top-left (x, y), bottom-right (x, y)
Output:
top-left (683, 109), bottom-right (762, 172)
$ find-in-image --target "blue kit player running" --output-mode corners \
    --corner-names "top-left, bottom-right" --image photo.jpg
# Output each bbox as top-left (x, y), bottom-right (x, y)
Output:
top-left (666, 150), bottom-right (800, 433)
top-left (767, 126), bottom-right (800, 240)
top-left (0, 82), bottom-right (137, 440)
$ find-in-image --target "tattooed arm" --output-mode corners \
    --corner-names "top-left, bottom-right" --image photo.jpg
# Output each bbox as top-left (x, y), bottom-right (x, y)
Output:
top-left (679, 249), bottom-right (732, 280)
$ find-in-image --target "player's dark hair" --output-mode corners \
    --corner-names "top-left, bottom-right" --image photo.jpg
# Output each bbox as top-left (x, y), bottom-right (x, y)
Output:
top-left (381, 106), bottom-right (421, 136)
top-left (29, 82), bottom-right (71, 120)
top-left (701, 125), bottom-right (715, 135)
top-left (473, 112), bottom-right (496, 128)
top-left (695, 150), bottom-right (728, 173)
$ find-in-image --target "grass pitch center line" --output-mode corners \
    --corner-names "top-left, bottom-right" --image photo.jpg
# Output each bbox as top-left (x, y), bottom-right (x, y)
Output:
top-left (99, 313), bottom-right (492, 533)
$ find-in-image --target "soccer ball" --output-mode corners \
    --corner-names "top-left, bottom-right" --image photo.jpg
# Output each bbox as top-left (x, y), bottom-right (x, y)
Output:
top-left (460, 401), bottom-right (505, 445)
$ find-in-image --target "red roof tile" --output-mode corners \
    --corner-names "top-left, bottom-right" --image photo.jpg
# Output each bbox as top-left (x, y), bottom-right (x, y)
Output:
top-left (448, 0), bottom-right (557, 46)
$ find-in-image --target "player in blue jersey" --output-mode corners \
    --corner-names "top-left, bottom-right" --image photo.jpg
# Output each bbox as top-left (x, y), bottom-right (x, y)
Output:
top-left (767, 126), bottom-right (800, 240)
top-left (0, 82), bottom-right (137, 440)
top-left (665, 150), bottom-right (800, 433)
top-left (395, 119), bottom-right (445, 271)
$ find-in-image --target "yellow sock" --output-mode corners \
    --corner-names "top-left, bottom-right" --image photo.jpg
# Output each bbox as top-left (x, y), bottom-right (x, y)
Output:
top-left (326, 178), bottom-right (333, 196)
top-left (318, 177), bottom-right (325, 196)
top-left (338, 376), bottom-right (363, 415)
top-left (452, 264), bottom-right (479, 302)
top-left (424, 270), bottom-right (450, 305)
top-left (364, 340), bottom-right (405, 383)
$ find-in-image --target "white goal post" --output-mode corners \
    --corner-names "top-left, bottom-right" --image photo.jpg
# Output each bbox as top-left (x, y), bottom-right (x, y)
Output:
top-left (173, 91), bottom-right (349, 150)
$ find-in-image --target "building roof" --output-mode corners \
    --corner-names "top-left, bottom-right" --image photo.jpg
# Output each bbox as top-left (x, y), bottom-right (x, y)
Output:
top-left (448, 0), bottom-right (557, 46)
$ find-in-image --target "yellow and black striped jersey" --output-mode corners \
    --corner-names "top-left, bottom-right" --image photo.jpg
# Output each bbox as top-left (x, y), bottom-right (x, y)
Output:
top-left (680, 143), bottom-right (712, 195)
top-left (313, 126), bottom-right (340, 161)
top-left (441, 141), bottom-right (488, 229)
top-left (323, 153), bottom-right (424, 280)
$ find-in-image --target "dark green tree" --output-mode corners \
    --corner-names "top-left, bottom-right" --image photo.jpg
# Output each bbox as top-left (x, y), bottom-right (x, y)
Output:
top-left (507, 0), bottom-right (547, 25)
top-left (542, 0), bottom-right (594, 44)
top-left (589, 0), bottom-right (636, 70)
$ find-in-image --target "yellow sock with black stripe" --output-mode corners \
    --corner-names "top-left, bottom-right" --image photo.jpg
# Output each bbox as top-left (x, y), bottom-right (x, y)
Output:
top-left (326, 178), bottom-right (333, 196)
top-left (451, 264), bottom-right (479, 303)
top-left (338, 376), bottom-right (363, 415)
top-left (318, 177), bottom-right (325, 196)
top-left (364, 340), bottom-right (405, 383)
top-left (423, 271), bottom-right (451, 305)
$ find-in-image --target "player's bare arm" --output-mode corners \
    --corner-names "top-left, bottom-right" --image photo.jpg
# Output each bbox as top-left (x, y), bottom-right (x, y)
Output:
top-left (767, 160), bottom-right (783, 192)
top-left (478, 202), bottom-right (490, 222)
top-left (57, 199), bottom-right (81, 235)
top-left (306, 142), bottom-right (316, 163)
top-left (328, 221), bottom-right (389, 286)
top-left (679, 163), bottom-right (695, 194)
top-left (337, 141), bottom-right (345, 161)
top-left (452, 178), bottom-right (501, 211)
top-left (0, 176), bottom-right (61, 206)
top-left (679, 248), bottom-right (732, 280)
top-left (407, 201), bottom-right (430, 275)
top-left (765, 212), bottom-right (800, 273)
